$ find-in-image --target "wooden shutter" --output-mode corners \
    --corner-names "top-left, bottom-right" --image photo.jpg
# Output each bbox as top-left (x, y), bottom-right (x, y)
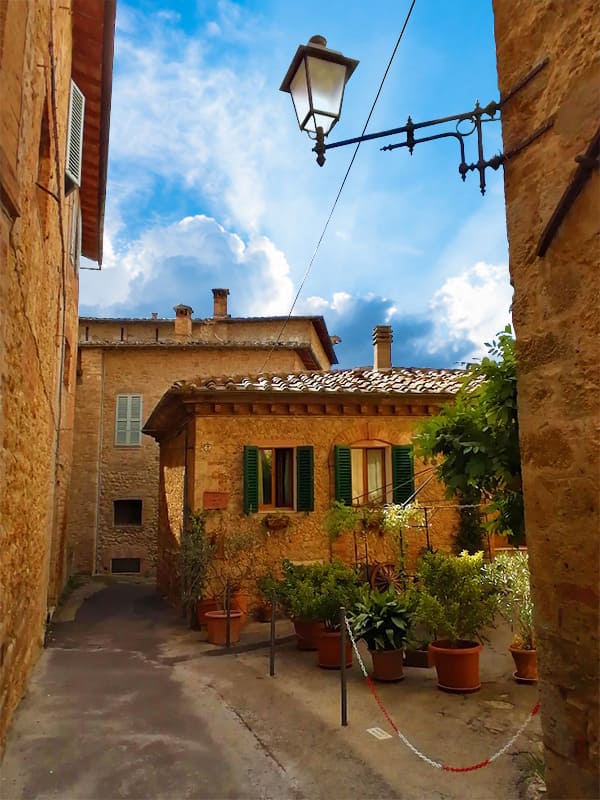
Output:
top-left (243, 446), bottom-right (259, 514)
top-left (65, 80), bottom-right (85, 189)
top-left (392, 445), bottom-right (414, 505)
top-left (296, 446), bottom-right (314, 512)
top-left (129, 395), bottom-right (142, 445)
top-left (115, 395), bottom-right (129, 445)
top-left (334, 445), bottom-right (352, 505)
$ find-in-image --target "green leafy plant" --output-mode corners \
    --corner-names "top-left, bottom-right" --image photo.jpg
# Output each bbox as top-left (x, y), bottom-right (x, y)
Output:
top-left (350, 587), bottom-right (412, 651)
top-left (414, 550), bottom-right (497, 646)
top-left (455, 496), bottom-right (486, 554)
top-left (208, 529), bottom-right (258, 605)
top-left (313, 561), bottom-right (362, 631)
top-left (485, 551), bottom-right (534, 649)
top-left (180, 511), bottom-right (216, 625)
top-left (325, 500), bottom-right (358, 543)
top-left (416, 327), bottom-right (524, 545)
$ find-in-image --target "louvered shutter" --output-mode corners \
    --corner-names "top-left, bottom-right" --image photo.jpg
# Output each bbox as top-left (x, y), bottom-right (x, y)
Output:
top-left (129, 395), bottom-right (142, 445)
top-left (115, 396), bottom-right (129, 445)
top-left (243, 446), bottom-right (259, 514)
top-left (334, 445), bottom-right (352, 505)
top-left (296, 446), bottom-right (314, 512)
top-left (65, 80), bottom-right (85, 189)
top-left (392, 445), bottom-right (414, 505)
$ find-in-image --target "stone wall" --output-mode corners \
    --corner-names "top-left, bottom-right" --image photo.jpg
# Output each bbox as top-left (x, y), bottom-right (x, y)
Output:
top-left (156, 406), bottom-right (458, 608)
top-left (0, 0), bottom-right (79, 750)
top-left (67, 343), bottom-right (313, 577)
top-left (492, 2), bottom-right (599, 796)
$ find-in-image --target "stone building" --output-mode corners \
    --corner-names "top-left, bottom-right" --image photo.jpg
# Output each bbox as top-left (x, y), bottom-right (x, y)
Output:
top-left (143, 327), bottom-right (463, 608)
top-left (0, 0), bottom-right (115, 748)
top-left (492, 1), bottom-right (599, 796)
top-left (66, 288), bottom-right (338, 577)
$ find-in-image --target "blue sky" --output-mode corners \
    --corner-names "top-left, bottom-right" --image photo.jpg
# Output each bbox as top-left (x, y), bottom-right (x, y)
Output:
top-left (80, 0), bottom-right (513, 369)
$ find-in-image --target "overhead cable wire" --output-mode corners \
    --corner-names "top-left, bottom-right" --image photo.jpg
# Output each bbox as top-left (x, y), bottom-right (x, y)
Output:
top-left (259, 0), bottom-right (418, 374)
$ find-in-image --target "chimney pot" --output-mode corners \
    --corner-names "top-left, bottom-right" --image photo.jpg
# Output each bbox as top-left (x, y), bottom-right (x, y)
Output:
top-left (151, 312), bottom-right (158, 319)
top-left (373, 325), bottom-right (393, 371)
top-left (212, 288), bottom-right (230, 318)
top-left (173, 304), bottom-right (193, 338)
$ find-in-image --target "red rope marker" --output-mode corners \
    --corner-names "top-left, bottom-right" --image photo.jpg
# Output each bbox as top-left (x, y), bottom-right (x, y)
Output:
top-left (346, 619), bottom-right (541, 772)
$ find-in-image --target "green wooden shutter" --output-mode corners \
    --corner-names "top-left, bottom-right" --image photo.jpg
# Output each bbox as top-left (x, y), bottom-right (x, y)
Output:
top-left (115, 395), bottom-right (129, 445)
top-left (243, 446), bottom-right (259, 514)
top-left (129, 395), bottom-right (142, 445)
top-left (392, 445), bottom-right (415, 505)
top-left (296, 446), bottom-right (314, 512)
top-left (334, 445), bottom-right (352, 505)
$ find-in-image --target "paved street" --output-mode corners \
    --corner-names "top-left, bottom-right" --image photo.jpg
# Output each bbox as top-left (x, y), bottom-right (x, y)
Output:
top-left (0, 580), bottom-right (541, 799)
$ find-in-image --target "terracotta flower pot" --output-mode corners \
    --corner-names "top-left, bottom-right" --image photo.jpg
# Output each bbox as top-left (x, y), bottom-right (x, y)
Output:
top-left (196, 597), bottom-right (218, 627)
top-left (293, 619), bottom-right (323, 651)
top-left (509, 645), bottom-right (538, 682)
top-left (317, 630), bottom-right (353, 669)
top-left (205, 610), bottom-right (243, 646)
top-left (370, 648), bottom-right (405, 681)
top-left (404, 647), bottom-right (434, 668)
top-left (230, 591), bottom-right (248, 626)
top-left (256, 602), bottom-right (273, 622)
top-left (429, 640), bottom-right (482, 693)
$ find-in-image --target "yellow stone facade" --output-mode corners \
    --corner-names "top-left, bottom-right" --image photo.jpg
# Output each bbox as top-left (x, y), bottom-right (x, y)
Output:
top-left (493, 1), bottom-right (599, 796)
top-left (0, 0), bottom-right (115, 750)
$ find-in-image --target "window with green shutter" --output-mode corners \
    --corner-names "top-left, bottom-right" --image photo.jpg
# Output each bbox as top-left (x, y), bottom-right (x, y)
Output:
top-left (334, 445), bottom-right (352, 505)
top-left (296, 446), bottom-right (314, 512)
top-left (243, 445), bottom-right (314, 513)
top-left (115, 394), bottom-right (143, 446)
top-left (392, 445), bottom-right (415, 505)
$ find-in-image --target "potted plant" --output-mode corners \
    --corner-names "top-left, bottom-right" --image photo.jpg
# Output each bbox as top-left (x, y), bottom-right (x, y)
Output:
top-left (325, 500), bottom-right (358, 544)
top-left (179, 511), bottom-right (217, 628)
top-left (276, 560), bottom-right (324, 650)
top-left (485, 550), bottom-right (537, 682)
top-left (256, 569), bottom-right (278, 622)
top-left (313, 561), bottom-right (362, 669)
top-left (414, 550), bottom-right (497, 692)
top-left (207, 530), bottom-right (258, 625)
top-left (350, 587), bottom-right (412, 681)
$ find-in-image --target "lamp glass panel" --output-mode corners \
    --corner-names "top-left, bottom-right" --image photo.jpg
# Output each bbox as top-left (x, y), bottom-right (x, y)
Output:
top-left (306, 56), bottom-right (346, 133)
top-left (289, 60), bottom-right (311, 130)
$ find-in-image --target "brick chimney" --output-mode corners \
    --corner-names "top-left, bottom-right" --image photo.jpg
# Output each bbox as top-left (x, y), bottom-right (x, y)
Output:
top-left (212, 288), bottom-right (230, 318)
top-left (373, 325), bottom-right (393, 370)
top-left (173, 304), bottom-right (193, 337)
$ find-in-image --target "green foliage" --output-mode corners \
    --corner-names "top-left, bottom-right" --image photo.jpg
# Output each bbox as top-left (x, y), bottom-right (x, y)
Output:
top-left (256, 569), bottom-right (278, 602)
top-left (455, 499), bottom-right (486, 554)
top-left (415, 327), bottom-right (524, 545)
top-left (414, 550), bottom-right (497, 646)
top-left (180, 511), bottom-right (216, 622)
top-left (325, 500), bottom-right (358, 542)
top-left (275, 559), bottom-right (363, 630)
top-left (209, 529), bottom-right (258, 603)
top-left (349, 587), bottom-right (412, 651)
top-left (485, 551), bottom-right (534, 649)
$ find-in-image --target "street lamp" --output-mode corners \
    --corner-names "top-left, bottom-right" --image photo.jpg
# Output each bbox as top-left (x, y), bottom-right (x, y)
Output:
top-left (281, 36), bottom-right (550, 194)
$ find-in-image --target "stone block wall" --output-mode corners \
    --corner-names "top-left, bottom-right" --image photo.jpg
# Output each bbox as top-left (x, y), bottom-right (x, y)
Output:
top-left (492, 1), bottom-right (599, 796)
top-left (0, 0), bottom-right (79, 751)
top-left (156, 407), bottom-right (459, 609)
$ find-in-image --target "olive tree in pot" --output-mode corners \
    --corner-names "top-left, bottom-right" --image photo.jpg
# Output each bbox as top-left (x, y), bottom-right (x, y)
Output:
top-left (179, 511), bottom-right (216, 628)
top-left (313, 561), bottom-right (362, 669)
top-left (414, 550), bottom-right (497, 693)
top-left (350, 587), bottom-right (412, 681)
top-left (485, 551), bottom-right (537, 682)
top-left (275, 560), bottom-right (324, 650)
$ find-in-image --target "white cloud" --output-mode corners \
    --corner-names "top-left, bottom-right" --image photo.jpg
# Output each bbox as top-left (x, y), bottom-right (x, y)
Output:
top-left (80, 215), bottom-right (294, 317)
top-left (430, 261), bottom-right (513, 359)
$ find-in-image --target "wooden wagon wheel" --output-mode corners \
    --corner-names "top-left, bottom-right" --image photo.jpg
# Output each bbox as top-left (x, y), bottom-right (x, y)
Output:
top-left (370, 562), bottom-right (405, 593)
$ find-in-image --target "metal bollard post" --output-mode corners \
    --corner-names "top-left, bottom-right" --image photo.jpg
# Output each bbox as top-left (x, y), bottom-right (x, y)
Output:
top-left (269, 589), bottom-right (276, 677)
top-left (225, 584), bottom-right (231, 648)
top-left (340, 606), bottom-right (348, 726)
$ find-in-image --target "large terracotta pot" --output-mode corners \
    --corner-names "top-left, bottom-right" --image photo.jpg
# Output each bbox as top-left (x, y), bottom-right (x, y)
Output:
top-left (205, 610), bottom-right (243, 646)
top-left (429, 640), bottom-right (482, 693)
top-left (509, 646), bottom-right (538, 682)
top-left (196, 597), bottom-right (218, 627)
top-left (230, 591), bottom-right (248, 626)
top-left (317, 630), bottom-right (353, 669)
top-left (370, 648), bottom-right (405, 681)
top-left (404, 647), bottom-right (434, 669)
top-left (293, 619), bottom-right (323, 651)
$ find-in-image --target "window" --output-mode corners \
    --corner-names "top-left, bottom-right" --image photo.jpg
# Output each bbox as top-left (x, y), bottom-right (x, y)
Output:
top-left (243, 445), bottom-right (314, 514)
top-left (113, 499), bottom-right (142, 526)
top-left (334, 444), bottom-right (414, 506)
top-left (65, 80), bottom-right (85, 192)
top-left (111, 558), bottom-right (141, 574)
top-left (115, 394), bottom-right (142, 445)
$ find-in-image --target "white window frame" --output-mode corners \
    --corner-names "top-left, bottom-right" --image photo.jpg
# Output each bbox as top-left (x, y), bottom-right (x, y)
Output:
top-left (115, 394), bottom-right (143, 446)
